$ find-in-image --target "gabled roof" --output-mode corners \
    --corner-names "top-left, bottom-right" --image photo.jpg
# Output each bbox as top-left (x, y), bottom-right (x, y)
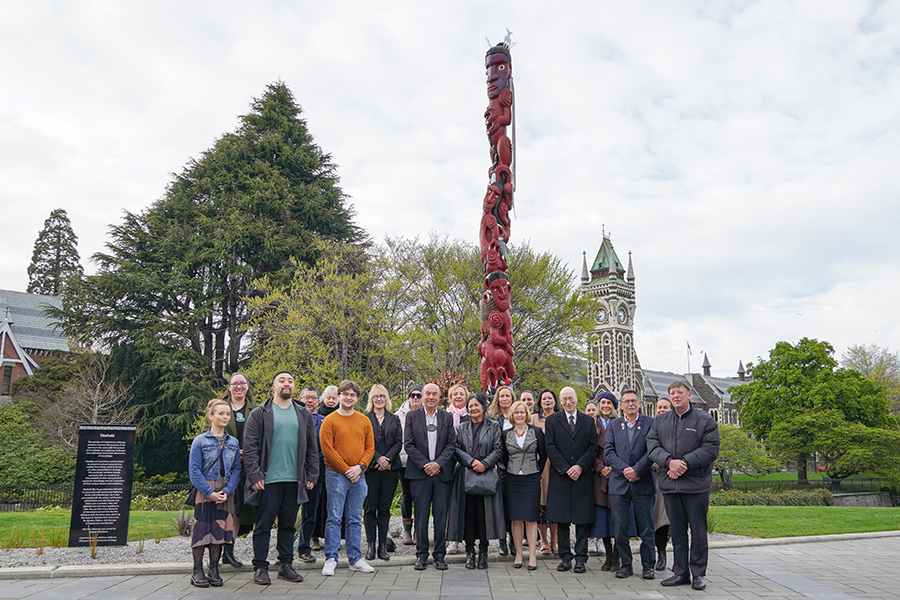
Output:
top-left (0, 289), bottom-right (68, 352)
top-left (642, 369), bottom-right (707, 407)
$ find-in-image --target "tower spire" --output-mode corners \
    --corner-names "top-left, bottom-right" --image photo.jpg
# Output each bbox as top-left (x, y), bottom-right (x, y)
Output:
top-left (581, 251), bottom-right (589, 284)
top-left (626, 251), bottom-right (634, 282)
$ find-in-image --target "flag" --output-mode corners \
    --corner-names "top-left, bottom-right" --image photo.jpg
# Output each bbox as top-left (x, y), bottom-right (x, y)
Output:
top-left (687, 341), bottom-right (692, 355)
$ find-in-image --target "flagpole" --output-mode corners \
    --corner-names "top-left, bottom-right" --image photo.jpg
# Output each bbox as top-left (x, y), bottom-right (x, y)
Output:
top-left (687, 341), bottom-right (691, 374)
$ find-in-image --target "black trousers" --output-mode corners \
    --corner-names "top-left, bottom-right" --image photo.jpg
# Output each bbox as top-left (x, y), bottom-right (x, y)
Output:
top-left (410, 477), bottom-right (451, 560)
top-left (297, 473), bottom-right (324, 555)
top-left (663, 491), bottom-right (710, 578)
top-left (364, 468), bottom-right (401, 546)
top-left (252, 481), bottom-right (299, 569)
top-left (463, 493), bottom-right (488, 549)
top-left (557, 522), bottom-right (591, 564)
top-left (400, 475), bottom-right (413, 520)
top-left (611, 490), bottom-right (656, 570)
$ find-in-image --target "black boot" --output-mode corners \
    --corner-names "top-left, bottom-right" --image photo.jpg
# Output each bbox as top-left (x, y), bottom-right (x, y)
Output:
top-left (207, 545), bottom-right (223, 587)
top-left (366, 543), bottom-right (376, 561)
top-left (600, 538), bottom-right (615, 571)
top-left (191, 546), bottom-right (210, 587)
top-left (498, 538), bottom-right (508, 556)
top-left (477, 540), bottom-right (489, 570)
top-left (222, 543), bottom-right (243, 568)
top-left (403, 518), bottom-right (414, 545)
top-left (377, 516), bottom-right (391, 560)
top-left (655, 527), bottom-right (668, 571)
top-left (378, 543), bottom-right (390, 561)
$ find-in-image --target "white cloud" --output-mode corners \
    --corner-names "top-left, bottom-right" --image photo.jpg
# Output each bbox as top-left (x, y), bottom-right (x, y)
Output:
top-left (1, 1), bottom-right (898, 371)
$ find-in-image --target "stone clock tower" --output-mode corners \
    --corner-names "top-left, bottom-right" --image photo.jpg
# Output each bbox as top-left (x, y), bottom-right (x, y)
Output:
top-left (581, 233), bottom-right (643, 398)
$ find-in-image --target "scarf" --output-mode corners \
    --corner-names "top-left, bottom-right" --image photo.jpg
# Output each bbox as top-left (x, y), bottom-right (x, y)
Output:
top-left (447, 403), bottom-right (468, 428)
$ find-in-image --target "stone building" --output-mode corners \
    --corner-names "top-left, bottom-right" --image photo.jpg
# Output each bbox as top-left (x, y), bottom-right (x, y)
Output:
top-left (0, 289), bottom-right (68, 402)
top-left (580, 236), bottom-right (748, 422)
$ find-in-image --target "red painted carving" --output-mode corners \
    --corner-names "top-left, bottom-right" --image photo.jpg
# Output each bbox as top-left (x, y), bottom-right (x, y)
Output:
top-left (479, 34), bottom-right (516, 393)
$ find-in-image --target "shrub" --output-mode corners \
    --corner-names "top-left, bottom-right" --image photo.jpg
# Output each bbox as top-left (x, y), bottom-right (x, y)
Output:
top-left (130, 491), bottom-right (187, 511)
top-left (710, 488), bottom-right (833, 506)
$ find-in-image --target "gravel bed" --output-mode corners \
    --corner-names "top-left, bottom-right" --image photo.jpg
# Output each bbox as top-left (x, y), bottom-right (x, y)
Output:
top-left (0, 515), bottom-right (748, 569)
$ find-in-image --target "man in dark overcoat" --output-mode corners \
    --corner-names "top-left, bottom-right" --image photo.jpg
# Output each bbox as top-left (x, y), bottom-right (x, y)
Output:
top-left (604, 389), bottom-right (656, 580)
top-left (544, 386), bottom-right (599, 573)
top-left (404, 382), bottom-right (457, 570)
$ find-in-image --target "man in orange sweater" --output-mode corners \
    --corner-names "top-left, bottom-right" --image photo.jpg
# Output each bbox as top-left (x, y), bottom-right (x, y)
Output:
top-left (319, 379), bottom-right (375, 576)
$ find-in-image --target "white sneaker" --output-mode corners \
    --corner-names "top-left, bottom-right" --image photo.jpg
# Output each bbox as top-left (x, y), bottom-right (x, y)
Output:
top-left (447, 541), bottom-right (459, 555)
top-left (322, 558), bottom-right (337, 576)
top-left (349, 558), bottom-right (375, 573)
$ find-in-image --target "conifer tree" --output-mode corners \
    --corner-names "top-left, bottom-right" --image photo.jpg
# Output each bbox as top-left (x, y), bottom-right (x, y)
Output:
top-left (27, 208), bottom-right (83, 296)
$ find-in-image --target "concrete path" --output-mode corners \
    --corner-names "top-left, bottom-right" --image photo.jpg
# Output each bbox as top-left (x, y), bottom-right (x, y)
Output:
top-left (0, 533), bottom-right (898, 599)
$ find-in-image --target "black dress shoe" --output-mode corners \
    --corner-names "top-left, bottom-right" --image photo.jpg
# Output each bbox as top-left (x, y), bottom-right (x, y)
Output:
top-left (434, 558), bottom-right (448, 570)
top-left (573, 561), bottom-right (586, 574)
top-left (277, 563), bottom-right (304, 582)
top-left (414, 558), bottom-right (427, 570)
top-left (253, 567), bottom-right (271, 585)
top-left (466, 551), bottom-right (476, 570)
top-left (661, 574), bottom-right (691, 586)
top-left (692, 576), bottom-right (707, 590)
top-left (557, 559), bottom-right (571, 572)
top-left (655, 555), bottom-right (666, 571)
top-left (642, 567), bottom-right (655, 579)
top-left (527, 564), bottom-right (538, 571)
top-left (299, 552), bottom-right (316, 563)
top-left (615, 564), bottom-right (633, 578)
top-left (513, 561), bottom-right (523, 569)
top-left (498, 539), bottom-right (508, 556)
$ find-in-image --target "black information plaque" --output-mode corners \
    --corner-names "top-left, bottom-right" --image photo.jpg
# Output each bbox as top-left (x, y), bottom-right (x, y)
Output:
top-left (68, 424), bottom-right (137, 547)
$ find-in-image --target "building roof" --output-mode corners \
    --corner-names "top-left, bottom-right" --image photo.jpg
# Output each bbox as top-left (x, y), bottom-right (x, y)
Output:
top-left (588, 237), bottom-right (625, 284)
top-left (642, 369), bottom-right (708, 407)
top-left (0, 289), bottom-right (68, 352)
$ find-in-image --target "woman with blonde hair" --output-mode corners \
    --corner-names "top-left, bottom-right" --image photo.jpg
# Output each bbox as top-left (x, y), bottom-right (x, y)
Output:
top-left (188, 399), bottom-right (242, 587)
top-left (447, 384), bottom-right (469, 427)
top-left (501, 400), bottom-right (546, 570)
top-left (363, 384), bottom-right (403, 561)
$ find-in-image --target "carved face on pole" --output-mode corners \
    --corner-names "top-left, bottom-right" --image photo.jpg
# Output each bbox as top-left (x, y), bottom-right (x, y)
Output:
top-left (486, 50), bottom-right (511, 99)
top-left (487, 273), bottom-right (511, 312)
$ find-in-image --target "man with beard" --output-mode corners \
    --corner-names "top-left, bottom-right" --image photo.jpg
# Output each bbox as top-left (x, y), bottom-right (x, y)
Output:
top-left (243, 372), bottom-right (319, 585)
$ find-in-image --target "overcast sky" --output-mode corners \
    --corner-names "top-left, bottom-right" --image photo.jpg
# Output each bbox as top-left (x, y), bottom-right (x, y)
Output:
top-left (2, 1), bottom-right (898, 375)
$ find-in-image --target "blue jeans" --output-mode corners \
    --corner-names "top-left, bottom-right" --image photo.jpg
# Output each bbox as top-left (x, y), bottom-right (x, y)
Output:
top-left (325, 467), bottom-right (367, 563)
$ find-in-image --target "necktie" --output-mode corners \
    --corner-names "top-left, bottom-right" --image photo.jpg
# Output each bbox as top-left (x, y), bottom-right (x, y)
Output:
top-left (569, 414), bottom-right (576, 432)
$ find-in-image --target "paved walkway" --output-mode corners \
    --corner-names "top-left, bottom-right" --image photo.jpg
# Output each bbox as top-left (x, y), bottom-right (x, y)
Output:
top-left (1, 533), bottom-right (898, 599)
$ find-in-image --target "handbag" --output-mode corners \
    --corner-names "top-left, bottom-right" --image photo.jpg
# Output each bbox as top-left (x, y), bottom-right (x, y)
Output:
top-left (464, 466), bottom-right (499, 496)
top-left (184, 442), bottom-right (226, 507)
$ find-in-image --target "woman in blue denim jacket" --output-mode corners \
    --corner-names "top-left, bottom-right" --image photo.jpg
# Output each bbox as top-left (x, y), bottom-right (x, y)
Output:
top-left (188, 399), bottom-right (242, 588)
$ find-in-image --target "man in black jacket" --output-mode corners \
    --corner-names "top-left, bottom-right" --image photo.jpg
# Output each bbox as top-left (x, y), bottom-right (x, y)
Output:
top-left (646, 381), bottom-right (719, 591)
top-left (243, 371), bottom-right (319, 585)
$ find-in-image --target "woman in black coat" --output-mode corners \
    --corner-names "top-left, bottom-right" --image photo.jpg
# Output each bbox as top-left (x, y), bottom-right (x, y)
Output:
top-left (447, 393), bottom-right (505, 569)
top-left (364, 384), bottom-right (403, 561)
top-left (501, 400), bottom-right (546, 570)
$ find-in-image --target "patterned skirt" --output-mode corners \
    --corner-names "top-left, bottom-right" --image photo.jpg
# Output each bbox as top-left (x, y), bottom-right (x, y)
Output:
top-left (191, 477), bottom-right (236, 547)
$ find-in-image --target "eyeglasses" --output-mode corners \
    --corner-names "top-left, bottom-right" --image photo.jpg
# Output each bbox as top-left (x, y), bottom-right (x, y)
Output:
top-left (409, 393), bottom-right (422, 399)
top-left (230, 382), bottom-right (248, 388)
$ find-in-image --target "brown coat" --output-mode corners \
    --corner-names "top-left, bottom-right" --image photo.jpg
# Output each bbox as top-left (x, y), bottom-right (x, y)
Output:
top-left (592, 416), bottom-right (612, 508)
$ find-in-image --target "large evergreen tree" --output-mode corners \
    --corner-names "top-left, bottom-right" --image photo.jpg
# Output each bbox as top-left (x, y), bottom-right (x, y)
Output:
top-left (51, 82), bottom-right (363, 414)
top-left (27, 208), bottom-right (83, 295)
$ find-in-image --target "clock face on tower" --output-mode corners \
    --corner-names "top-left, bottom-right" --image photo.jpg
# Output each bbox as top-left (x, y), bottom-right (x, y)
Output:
top-left (617, 307), bottom-right (627, 324)
top-left (597, 308), bottom-right (608, 323)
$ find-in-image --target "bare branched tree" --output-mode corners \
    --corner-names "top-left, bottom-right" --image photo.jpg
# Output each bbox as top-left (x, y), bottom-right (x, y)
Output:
top-left (39, 352), bottom-right (139, 448)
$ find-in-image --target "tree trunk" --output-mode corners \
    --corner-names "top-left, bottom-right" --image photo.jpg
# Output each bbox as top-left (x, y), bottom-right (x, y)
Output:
top-left (797, 454), bottom-right (809, 485)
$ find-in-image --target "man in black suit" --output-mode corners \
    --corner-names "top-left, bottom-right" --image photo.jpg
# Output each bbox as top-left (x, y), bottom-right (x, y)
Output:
top-left (544, 386), bottom-right (599, 573)
top-left (404, 382), bottom-right (457, 570)
top-left (604, 389), bottom-right (656, 580)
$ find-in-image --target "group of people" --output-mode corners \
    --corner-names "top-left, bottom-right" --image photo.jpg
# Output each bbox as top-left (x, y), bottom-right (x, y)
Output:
top-left (188, 371), bottom-right (719, 591)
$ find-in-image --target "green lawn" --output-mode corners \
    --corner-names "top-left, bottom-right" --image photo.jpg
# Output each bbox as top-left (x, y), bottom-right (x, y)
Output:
top-left (0, 511), bottom-right (183, 548)
top-left (729, 471), bottom-right (876, 482)
top-left (711, 506), bottom-right (900, 538)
